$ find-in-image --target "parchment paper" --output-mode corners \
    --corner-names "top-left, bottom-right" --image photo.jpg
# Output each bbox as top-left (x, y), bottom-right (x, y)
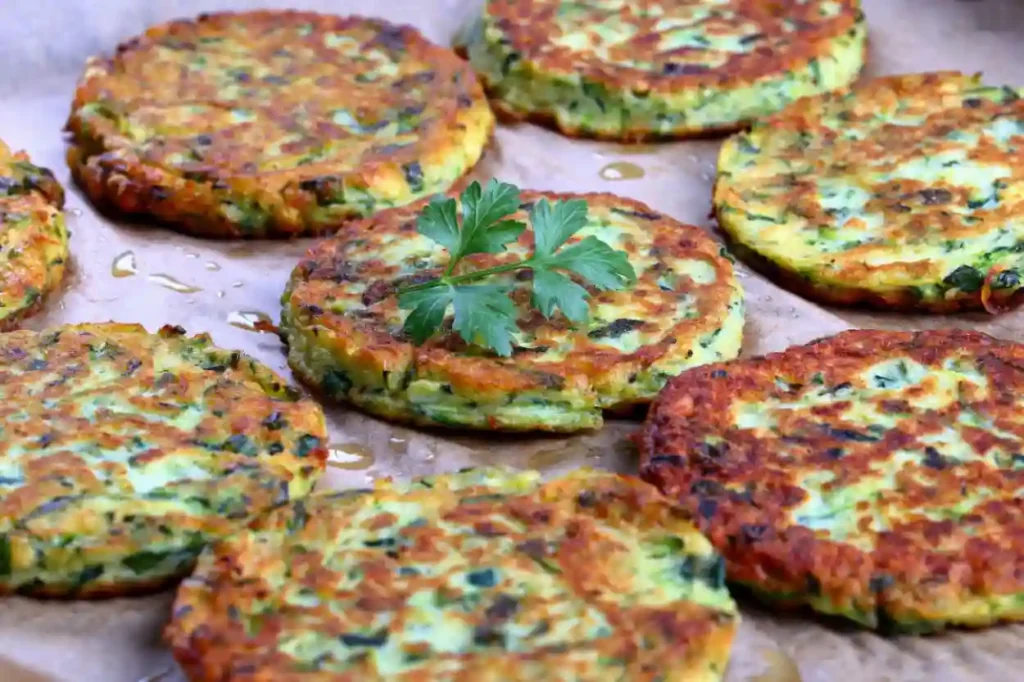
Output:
top-left (0, 1), bottom-right (1022, 680)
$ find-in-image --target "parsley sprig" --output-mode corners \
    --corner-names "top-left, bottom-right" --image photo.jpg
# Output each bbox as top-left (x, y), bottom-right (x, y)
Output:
top-left (397, 180), bottom-right (637, 356)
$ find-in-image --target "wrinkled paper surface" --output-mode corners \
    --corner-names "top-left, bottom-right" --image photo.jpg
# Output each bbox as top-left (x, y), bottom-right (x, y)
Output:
top-left (1, 1), bottom-right (1022, 680)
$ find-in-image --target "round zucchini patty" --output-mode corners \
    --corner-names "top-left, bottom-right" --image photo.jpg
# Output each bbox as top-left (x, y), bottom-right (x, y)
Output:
top-left (280, 191), bottom-right (744, 433)
top-left (0, 323), bottom-right (327, 598)
top-left (167, 468), bottom-right (739, 682)
top-left (459, 0), bottom-right (866, 140)
top-left (0, 141), bottom-right (69, 331)
top-left (715, 72), bottom-right (1024, 312)
top-left (639, 329), bottom-right (1024, 633)
top-left (66, 11), bottom-right (494, 239)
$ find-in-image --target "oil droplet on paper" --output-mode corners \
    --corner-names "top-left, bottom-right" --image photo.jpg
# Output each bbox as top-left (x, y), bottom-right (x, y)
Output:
top-left (752, 649), bottom-right (803, 682)
top-left (111, 250), bottom-right (137, 278)
top-left (231, 281), bottom-right (244, 289)
top-left (68, 207), bottom-right (83, 217)
top-left (527, 447), bottom-right (570, 470)
top-left (205, 261), bottom-right (222, 271)
top-left (327, 442), bottom-right (376, 470)
top-left (227, 310), bottom-right (272, 332)
top-left (148, 273), bottom-right (202, 294)
top-left (388, 436), bottom-right (408, 455)
top-left (599, 161), bottom-right (645, 181)
top-left (183, 251), bottom-right (200, 260)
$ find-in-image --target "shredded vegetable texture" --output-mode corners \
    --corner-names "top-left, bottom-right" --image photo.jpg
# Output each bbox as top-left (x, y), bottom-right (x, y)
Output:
top-left (397, 180), bottom-right (637, 356)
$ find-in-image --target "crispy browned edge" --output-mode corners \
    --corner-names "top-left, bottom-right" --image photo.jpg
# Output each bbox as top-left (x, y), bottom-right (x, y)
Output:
top-left (0, 157), bottom-right (69, 331)
top-left (0, 573), bottom-right (184, 600)
top-left (166, 471), bottom-right (738, 681)
top-left (637, 328), bottom-right (1024, 631)
top-left (283, 189), bottom-right (737, 415)
top-left (65, 10), bottom-right (494, 240)
top-left (709, 67), bottom-right (1024, 315)
top-left (711, 184), bottom-right (1021, 315)
top-left (0, 323), bottom-right (328, 600)
top-left (455, 0), bottom-right (869, 142)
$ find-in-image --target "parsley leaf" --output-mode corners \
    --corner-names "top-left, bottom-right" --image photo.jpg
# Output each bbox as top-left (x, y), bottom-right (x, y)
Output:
top-left (531, 269), bottom-right (590, 322)
top-left (536, 236), bottom-right (636, 291)
top-left (451, 285), bottom-right (518, 357)
top-left (452, 179), bottom-right (525, 264)
top-left (396, 180), bottom-right (638, 356)
top-left (398, 286), bottom-right (453, 344)
top-left (415, 195), bottom-right (461, 254)
top-left (531, 197), bottom-right (589, 257)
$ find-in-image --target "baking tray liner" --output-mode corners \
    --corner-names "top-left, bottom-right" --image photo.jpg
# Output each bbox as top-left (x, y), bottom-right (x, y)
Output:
top-left (0, 1), bottom-right (1022, 680)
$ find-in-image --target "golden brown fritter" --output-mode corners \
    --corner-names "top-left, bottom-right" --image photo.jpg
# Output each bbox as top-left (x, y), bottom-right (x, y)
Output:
top-left (0, 323), bottom-right (327, 598)
top-left (280, 191), bottom-right (743, 432)
top-left (459, 0), bottom-right (866, 140)
top-left (0, 140), bottom-right (68, 330)
top-left (66, 11), bottom-right (494, 238)
top-left (639, 329), bottom-right (1024, 633)
top-left (715, 72), bottom-right (1024, 313)
top-left (167, 468), bottom-right (738, 682)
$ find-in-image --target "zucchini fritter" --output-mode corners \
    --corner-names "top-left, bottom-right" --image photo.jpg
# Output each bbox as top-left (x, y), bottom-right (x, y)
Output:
top-left (0, 141), bottom-right (68, 330)
top-left (0, 323), bottom-right (327, 598)
top-left (639, 329), bottom-right (1024, 633)
top-left (715, 72), bottom-right (1024, 312)
top-left (167, 468), bottom-right (739, 682)
top-left (66, 11), bottom-right (494, 238)
top-left (280, 191), bottom-right (744, 432)
top-left (459, 0), bottom-right (866, 140)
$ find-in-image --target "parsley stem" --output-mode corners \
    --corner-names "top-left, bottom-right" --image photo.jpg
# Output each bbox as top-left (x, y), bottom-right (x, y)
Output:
top-left (398, 259), bottom-right (533, 294)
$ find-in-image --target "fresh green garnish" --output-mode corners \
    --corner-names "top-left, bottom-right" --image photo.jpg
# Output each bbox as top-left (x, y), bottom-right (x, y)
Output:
top-left (397, 180), bottom-right (637, 356)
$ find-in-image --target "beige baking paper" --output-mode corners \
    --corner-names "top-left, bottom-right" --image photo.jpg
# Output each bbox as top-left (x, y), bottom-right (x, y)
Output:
top-left (0, 0), bottom-right (1022, 680)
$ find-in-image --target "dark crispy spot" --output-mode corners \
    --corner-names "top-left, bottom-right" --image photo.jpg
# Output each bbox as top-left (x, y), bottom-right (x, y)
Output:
top-left (697, 498), bottom-right (718, 519)
top-left (341, 630), bottom-right (389, 648)
top-left (822, 425), bottom-right (880, 443)
top-left (372, 25), bottom-right (408, 52)
top-left (824, 447), bottom-right (845, 460)
top-left (576, 490), bottom-right (598, 508)
top-left (649, 454), bottom-right (685, 466)
top-left (262, 412), bottom-right (286, 430)
top-left (364, 537), bottom-right (397, 548)
top-left (362, 280), bottom-right (395, 306)
top-left (695, 442), bottom-right (725, 460)
top-left (473, 625), bottom-right (505, 647)
top-left (963, 98), bottom-right (982, 108)
top-left (923, 446), bottom-right (948, 470)
top-left (611, 207), bottom-right (660, 221)
top-left (517, 538), bottom-right (547, 561)
top-left (870, 573), bottom-right (895, 593)
top-left (918, 188), bottom-right (952, 205)
top-left (588, 318), bottom-right (644, 339)
top-left (485, 594), bottom-right (519, 620)
top-left (393, 71), bottom-right (435, 88)
top-left (741, 524), bottom-right (768, 542)
top-left (805, 573), bottom-right (822, 596)
top-left (690, 479), bottom-right (724, 496)
top-left (512, 344), bottom-right (549, 355)
top-left (663, 63), bottom-right (709, 75)
top-left (402, 162), bottom-right (424, 192)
